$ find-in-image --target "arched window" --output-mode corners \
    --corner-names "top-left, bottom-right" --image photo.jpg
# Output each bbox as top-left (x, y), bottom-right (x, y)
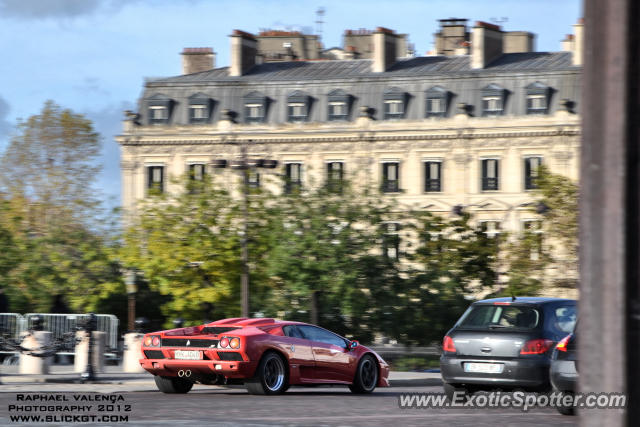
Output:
top-left (188, 93), bottom-right (212, 124)
top-left (525, 82), bottom-right (552, 115)
top-left (327, 89), bottom-right (351, 121)
top-left (481, 84), bottom-right (506, 116)
top-left (287, 90), bottom-right (311, 122)
top-left (425, 86), bottom-right (450, 118)
top-left (146, 94), bottom-right (173, 125)
top-left (243, 91), bottom-right (267, 123)
top-left (383, 87), bottom-right (407, 120)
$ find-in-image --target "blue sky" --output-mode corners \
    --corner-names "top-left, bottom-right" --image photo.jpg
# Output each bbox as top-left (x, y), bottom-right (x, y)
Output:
top-left (0, 0), bottom-right (582, 209)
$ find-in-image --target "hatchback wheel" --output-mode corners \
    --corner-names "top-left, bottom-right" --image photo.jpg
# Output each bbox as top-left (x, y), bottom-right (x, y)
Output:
top-left (443, 382), bottom-right (468, 402)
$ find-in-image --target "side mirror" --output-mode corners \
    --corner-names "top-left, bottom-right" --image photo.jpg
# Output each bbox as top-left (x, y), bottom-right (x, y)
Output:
top-left (349, 340), bottom-right (359, 350)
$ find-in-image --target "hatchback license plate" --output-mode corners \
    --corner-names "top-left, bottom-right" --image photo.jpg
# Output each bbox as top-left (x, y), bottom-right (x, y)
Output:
top-left (464, 362), bottom-right (503, 374)
top-left (174, 350), bottom-right (202, 360)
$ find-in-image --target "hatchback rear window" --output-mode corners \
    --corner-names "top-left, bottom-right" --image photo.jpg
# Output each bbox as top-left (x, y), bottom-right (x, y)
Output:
top-left (458, 305), bottom-right (540, 330)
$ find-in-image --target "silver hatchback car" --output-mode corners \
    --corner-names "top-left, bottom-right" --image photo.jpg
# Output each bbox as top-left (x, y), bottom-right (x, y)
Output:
top-left (440, 297), bottom-right (577, 399)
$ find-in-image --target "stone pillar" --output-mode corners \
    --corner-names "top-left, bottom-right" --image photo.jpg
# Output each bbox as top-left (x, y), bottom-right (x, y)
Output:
top-left (122, 333), bottom-right (145, 373)
top-left (74, 331), bottom-right (106, 373)
top-left (19, 331), bottom-right (52, 374)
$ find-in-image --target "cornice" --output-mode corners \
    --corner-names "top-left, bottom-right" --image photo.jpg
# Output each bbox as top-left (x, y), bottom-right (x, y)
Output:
top-left (118, 128), bottom-right (580, 146)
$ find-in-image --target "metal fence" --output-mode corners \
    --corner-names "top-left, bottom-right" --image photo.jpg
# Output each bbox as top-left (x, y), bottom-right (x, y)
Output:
top-left (24, 313), bottom-right (119, 352)
top-left (0, 313), bottom-right (26, 341)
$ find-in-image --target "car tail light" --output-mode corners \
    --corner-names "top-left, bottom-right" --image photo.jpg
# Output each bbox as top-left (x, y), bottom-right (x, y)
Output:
top-left (443, 335), bottom-right (456, 353)
top-left (493, 302), bottom-right (511, 305)
top-left (229, 337), bottom-right (240, 349)
top-left (219, 337), bottom-right (229, 348)
top-left (556, 335), bottom-right (571, 352)
top-left (520, 338), bottom-right (553, 355)
top-left (151, 336), bottom-right (160, 347)
top-left (143, 336), bottom-right (152, 346)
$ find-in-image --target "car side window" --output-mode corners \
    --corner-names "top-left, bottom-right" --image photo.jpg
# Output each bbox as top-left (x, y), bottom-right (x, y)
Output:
top-left (298, 325), bottom-right (347, 348)
top-left (553, 305), bottom-right (577, 333)
top-left (282, 325), bottom-right (304, 338)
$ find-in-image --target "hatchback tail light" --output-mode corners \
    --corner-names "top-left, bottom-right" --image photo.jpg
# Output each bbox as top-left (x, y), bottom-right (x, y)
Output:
top-left (556, 335), bottom-right (571, 352)
top-left (443, 335), bottom-right (457, 353)
top-left (520, 338), bottom-right (553, 355)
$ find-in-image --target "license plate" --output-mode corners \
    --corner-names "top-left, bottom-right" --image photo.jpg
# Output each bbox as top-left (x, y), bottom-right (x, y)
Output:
top-left (464, 362), bottom-right (503, 374)
top-left (174, 350), bottom-right (202, 360)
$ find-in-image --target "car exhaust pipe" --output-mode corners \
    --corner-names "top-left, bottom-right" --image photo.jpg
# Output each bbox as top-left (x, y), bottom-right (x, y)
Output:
top-left (184, 369), bottom-right (192, 377)
top-left (178, 370), bottom-right (184, 377)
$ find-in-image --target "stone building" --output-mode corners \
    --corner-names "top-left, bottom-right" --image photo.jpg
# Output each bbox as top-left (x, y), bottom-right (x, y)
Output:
top-left (117, 19), bottom-right (583, 288)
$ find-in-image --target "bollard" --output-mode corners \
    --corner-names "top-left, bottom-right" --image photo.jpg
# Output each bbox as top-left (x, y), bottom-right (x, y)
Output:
top-left (19, 331), bottom-right (53, 374)
top-left (74, 331), bottom-right (106, 374)
top-left (122, 332), bottom-right (145, 373)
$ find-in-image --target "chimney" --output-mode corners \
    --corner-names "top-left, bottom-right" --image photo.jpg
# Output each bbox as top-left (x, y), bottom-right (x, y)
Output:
top-left (572, 18), bottom-right (584, 66)
top-left (503, 31), bottom-right (535, 53)
top-left (372, 27), bottom-right (397, 72)
top-left (181, 48), bottom-right (215, 75)
top-left (230, 30), bottom-right (257, 77)
top-left (561, 34), bottom-right (575, 53)
top-left (471, 21), bottom-right (503, 69)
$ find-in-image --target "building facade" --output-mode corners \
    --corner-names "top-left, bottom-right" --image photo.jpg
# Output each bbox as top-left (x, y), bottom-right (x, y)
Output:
top-left (118, 20), bottom-right (582, 291)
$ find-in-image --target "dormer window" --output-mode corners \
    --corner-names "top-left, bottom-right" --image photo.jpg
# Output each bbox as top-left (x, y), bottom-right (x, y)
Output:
top-left (425, 86), bottom-right (449, 118)
top-left (147, 94), bottom-right (173, 125)
top-left (243, 91), bottom-right (267, 124)
top-left (327, 89), bottom-right (351, 121)
top-left (526, 82), bottom-right (552, 115)
top-left (481, 84), bottom-right (506, 116)
top-left (287, 91), bottom-right (310, 122)
top-left (188, 93), bottom-right (212, 124)
top-left (383, 87), bottom-right (406, 120)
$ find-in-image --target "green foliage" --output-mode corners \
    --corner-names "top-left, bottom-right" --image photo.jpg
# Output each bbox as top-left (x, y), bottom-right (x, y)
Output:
top-left (0, 101), bottom-right (122, 317)
top-left (259, 181), bottom-right (404, 342)
top-left (500, 165), bottom-right (579, 295)
top-left (120, 169), bottom-right (504, 345)
top-left (400, 211), bottom-right (499, 345)
top-left (120, 175), bottom-right (243, 326)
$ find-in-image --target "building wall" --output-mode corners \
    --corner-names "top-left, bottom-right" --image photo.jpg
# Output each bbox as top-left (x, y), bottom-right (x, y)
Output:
top-left (118, 109), bottom-right (580, 231)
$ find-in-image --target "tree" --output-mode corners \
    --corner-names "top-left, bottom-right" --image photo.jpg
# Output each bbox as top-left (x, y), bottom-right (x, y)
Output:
top-left (401, 211), bottom-right (500, 345)
top-left (120, 175), bottom-right (244, 326)
top-left (0, 101), bottom-right (122, 314)
top-left (259, 180), bottom-right (405, 342)
top-left (0, 100), bottom-right (101, 228)
top-left (500, 166), bottom-right (579, 294)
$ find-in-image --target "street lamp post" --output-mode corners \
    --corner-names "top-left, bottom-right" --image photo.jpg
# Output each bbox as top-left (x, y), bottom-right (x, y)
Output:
top-left (212, 138), bottom-right (277, 317)
top-left (124, 270), bottom-right (137, 332)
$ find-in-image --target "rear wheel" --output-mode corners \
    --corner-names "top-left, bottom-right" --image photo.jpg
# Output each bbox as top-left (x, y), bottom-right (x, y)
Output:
top-left (443, 382), bottom-right (468, 402)
top-left (154, 375), bottom-right (193, 394)
top-left (555, 390), bottom-right (576, 416)
top-left (246, 351), bottom-right (288, 395)
top-left (349, 355), bottom-right (378, 394)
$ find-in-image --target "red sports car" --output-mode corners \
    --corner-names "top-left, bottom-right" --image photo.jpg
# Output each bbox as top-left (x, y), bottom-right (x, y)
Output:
top-left (140, 317), bottom-right (390, 395)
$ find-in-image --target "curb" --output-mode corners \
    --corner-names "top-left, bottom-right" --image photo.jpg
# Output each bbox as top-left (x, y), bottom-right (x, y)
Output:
top-left (389, 377), bottom-right (443, 387)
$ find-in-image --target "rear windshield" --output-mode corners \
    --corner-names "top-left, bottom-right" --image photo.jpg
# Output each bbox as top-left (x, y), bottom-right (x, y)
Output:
top-left (457, 304), bottom-right (541, 330)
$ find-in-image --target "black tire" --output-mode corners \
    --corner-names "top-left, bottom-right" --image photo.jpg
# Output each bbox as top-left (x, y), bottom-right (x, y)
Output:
top-left (245, 351), bottom-right (289, 395)
top-left (349, 354), bottom-right (378, 394)
top-left (154, 375), bottom-right (193, 394)
top-left (443, 382), bottom-right (468, 402)
top-left (555, 391), bottom-right (576, 416)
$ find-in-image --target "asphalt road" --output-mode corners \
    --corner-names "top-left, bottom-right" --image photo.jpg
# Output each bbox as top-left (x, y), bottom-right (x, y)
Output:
top-left (0, 384), bottom-right (579, 427)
